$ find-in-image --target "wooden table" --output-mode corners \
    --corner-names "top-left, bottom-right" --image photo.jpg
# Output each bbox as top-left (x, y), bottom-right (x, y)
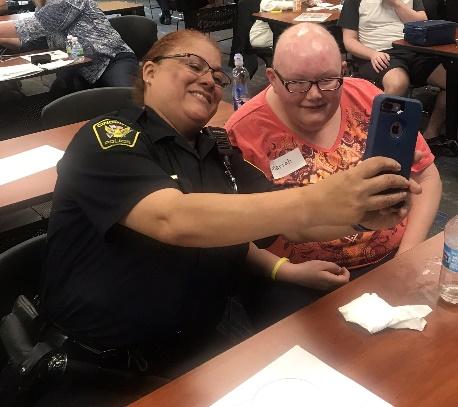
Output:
top-left (393, 29), bottom-right (458, 142)
top-left (0, 11), bottom-right (31, 22)
top-left (97, 1), bottom-right (145, 16)
top-left (131, 233), bottom-right (458, 407)
top-left (0, 1), bottom-right (145, 21)
top-left (0, 101), bottom-right (234, 215)
top-left (0, 52), bottom-right (91, 84)
top-left (253, 0), bottom-right (341, 46)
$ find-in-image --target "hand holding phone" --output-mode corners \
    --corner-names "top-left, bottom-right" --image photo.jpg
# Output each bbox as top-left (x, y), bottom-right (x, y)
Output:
top-left (363, 94), bottom-right (422, 178)
top-left (363, 94), bottom-right (422, 208)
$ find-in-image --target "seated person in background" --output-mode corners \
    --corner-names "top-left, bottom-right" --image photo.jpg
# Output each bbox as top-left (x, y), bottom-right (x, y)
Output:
top-left (339, 0), bottom-right (446, 143)
top-left (226, 23), bottom-right (441, 327)
top-left (157, 0), bottom-right (172, 25)
top-left (250, 0), bottom-right (293, 48)
top-left (250, 0), bottom-right (319, 48)
top-left (36, 29), bottom-right (419, 403)
top-left (0, 0), bottom-right (137, 88)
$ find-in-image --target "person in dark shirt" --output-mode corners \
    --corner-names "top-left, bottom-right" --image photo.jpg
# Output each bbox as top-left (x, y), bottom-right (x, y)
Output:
top-left (39, 28), bottom-right (418, 403)
top-left (157, 0), bottom-right (172, 24)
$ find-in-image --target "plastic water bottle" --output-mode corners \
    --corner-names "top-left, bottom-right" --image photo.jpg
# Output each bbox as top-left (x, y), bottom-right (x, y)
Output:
top-left (232, 53), bottom-right (250, 111)
top-left (439, 215), bottom-right (458, 304)
top-left (65, 35), bottom-right (73, 57)
top-left (71, 37), bottom-right (84, 60)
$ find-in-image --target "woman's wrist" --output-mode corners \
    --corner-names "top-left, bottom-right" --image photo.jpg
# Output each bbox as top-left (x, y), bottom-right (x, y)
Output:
top-left (271, 257), bottom-right (290, 281)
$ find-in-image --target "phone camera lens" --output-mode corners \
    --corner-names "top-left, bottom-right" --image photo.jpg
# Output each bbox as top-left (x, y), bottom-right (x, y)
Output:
top-left (382, 102), bottom-right (394, 111)
top-left (390, 121), bottom-right (402, 138)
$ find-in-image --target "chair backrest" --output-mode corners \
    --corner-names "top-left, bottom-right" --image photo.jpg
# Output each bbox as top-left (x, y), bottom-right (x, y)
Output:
top-left (175, 0), bottom-right (209, 12)
top-left (0, 234), bottom-right (46, 319)
top-left (109, 15), bottom-right (158, 60)
top-left (184, 3), bottom-right (238, 32)
top-left (41, 87), bottom-right (135, 129)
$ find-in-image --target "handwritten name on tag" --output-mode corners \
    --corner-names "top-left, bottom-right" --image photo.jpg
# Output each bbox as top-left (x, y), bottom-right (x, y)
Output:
top-left (270, 148), bottom-right (306, 180)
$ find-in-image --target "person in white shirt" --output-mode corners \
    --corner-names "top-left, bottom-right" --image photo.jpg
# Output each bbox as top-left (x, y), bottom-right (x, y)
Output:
top-left (339, 0), bottom-right (447, 143)
top-left (250, 0), bottom-right (295, 48)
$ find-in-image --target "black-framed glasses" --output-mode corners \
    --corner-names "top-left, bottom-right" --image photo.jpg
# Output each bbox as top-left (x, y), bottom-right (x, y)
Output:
top-left (273, 68), bottom-right (343, 94)
top-left (149, 53), bottom-right (232, 88)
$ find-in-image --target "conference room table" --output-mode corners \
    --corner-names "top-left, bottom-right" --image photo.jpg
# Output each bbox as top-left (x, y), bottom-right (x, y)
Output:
top-left (97, 0), bottom-right (145, 16)
top-left (393, 29), bottom-right (458, 143)
top-left (0, 11), bottom-right (30, 22)
top-left (252, 0), bottom-right (341, 47)
top-left (130, 232), bottom-right (458, 407)
top-left (0, 51), bottom-right (91, 84)
top-left (0, 101), bottom-right (234, 215)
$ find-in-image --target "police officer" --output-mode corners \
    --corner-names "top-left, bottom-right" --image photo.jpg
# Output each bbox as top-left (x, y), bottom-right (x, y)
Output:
top-left (38, 29), bottom-right (418, 403)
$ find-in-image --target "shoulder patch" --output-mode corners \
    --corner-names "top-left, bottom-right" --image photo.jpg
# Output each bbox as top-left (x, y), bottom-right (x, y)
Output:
top-left (92, 119), bottom-right (140, 150)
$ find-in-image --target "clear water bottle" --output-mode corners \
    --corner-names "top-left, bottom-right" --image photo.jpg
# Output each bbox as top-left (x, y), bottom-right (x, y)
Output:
top-left (439, 215), bottom-right (458, 304)
top-left (65, 35), bottom-right (73, 57)
top-left (71, 37), bottom-right (84, 60)
top-left (232, 53), bottom-right (250, 111)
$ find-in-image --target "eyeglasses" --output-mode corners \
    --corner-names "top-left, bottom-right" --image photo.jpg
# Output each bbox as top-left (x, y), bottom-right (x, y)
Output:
top-left (149, 53), bottom-right (232, 88)
top-left (273, 68), bottom-right (343, 94)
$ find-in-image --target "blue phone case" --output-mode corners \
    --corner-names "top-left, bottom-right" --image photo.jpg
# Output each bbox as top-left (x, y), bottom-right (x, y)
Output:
top-left (363, 94), bottom-right (423, 179)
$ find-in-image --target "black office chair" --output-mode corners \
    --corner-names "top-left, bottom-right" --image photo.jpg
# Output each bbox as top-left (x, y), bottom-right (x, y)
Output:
top-left (41, 87), bottom-right (135, 129)
top-left (0, 233), bottom-right (160, 406)
top-left (109, 15), bottom-right (158, 61)
top-left (0, 234), bottom-right (46, 321)
top-left (182, 2), bottom-right (237, 33)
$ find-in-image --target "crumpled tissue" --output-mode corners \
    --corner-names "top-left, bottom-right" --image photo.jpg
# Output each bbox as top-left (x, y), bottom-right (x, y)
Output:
top-left (338, 293), bottom-right (432, 333)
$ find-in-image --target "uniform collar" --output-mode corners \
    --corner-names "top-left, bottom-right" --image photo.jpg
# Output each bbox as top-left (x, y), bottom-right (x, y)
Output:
top-left (134, 105), bottom-right (217, 159)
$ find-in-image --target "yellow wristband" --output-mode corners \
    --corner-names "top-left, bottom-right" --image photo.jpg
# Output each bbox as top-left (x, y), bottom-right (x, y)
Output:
top-left (271, 257), bottom-right (290, 281)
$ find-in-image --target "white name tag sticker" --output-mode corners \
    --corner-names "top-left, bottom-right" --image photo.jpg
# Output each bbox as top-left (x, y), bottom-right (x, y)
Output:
top-left (270, 148), bottom-right (306, 180)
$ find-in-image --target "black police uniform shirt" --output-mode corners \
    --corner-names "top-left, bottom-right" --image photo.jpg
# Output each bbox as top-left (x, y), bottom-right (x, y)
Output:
top-left (42, 105), bottom-right (274, 349)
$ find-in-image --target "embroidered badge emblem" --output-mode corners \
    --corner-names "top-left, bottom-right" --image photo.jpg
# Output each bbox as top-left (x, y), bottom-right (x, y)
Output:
top-left (93, 119), bottom-right (140, 149)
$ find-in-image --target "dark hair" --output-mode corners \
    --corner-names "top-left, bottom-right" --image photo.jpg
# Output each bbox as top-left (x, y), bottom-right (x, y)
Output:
top-left (133, 30), bottom-right (220, 105)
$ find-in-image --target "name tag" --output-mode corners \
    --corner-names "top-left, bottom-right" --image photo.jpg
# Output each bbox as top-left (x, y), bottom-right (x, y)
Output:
top-left (270, 148), bottom-right (306, 180)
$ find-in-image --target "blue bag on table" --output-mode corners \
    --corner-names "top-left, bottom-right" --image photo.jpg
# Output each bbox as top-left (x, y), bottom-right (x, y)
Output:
top-left (403, 20), bottom-right (456, 46)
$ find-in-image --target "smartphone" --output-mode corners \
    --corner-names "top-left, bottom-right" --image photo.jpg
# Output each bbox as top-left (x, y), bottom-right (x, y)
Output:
top-left (363, 94), bottom-right (423, 179)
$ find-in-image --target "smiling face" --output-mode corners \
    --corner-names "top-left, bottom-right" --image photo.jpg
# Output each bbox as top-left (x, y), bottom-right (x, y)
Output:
top-left (267, 24), bottom-right (344, 135)
top-left (142, 37), bottom-right (223, 138)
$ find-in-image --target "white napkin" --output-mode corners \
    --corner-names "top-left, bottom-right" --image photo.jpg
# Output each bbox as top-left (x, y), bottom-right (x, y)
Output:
top-left (338, 293), bottom-right (432, 333)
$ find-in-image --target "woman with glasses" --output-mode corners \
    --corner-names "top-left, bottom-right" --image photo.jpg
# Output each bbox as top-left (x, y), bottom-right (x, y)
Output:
top-left (226, 23), bottom-right (441, 330)
top-left (0, 0), bottom-right (137, 89)
top-left (36, 29), bottom-right (418, 403)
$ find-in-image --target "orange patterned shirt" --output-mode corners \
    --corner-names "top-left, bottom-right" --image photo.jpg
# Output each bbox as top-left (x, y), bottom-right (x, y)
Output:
top-left (226, 78), bottom-right (434, 269)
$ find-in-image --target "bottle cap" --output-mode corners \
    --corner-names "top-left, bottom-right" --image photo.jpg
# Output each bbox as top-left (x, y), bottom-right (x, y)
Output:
top-left (234, 53), bottom-right (244, 67)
